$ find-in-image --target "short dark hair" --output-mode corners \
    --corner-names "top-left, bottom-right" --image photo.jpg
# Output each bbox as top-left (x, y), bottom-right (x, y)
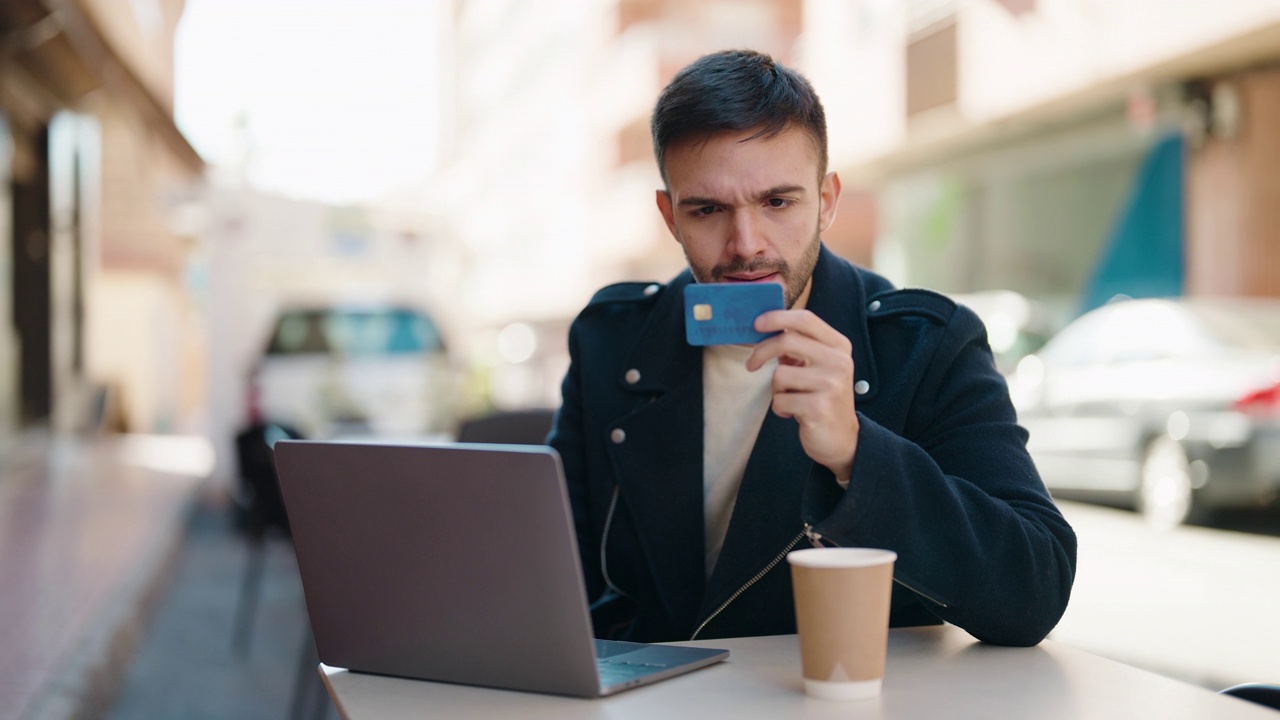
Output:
top-left (650, 49), bottom-right (828, 183)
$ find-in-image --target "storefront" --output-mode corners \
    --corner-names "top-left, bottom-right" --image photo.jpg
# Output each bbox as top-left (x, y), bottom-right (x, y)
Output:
top-left (1, 1), bottom-right (203, 446)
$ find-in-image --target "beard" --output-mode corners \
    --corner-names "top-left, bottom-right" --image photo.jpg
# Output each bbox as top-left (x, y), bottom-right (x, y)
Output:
top-left (684, 227), bottom-right (822, 310)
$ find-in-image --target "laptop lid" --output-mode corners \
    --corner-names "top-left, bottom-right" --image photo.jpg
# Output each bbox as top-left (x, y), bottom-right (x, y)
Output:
top-left (274, 440), bottom-right (723, 698)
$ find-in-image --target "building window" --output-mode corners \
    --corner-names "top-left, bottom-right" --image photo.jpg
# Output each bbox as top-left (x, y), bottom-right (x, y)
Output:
top-left (994, 0), bottom-right (1036, 16)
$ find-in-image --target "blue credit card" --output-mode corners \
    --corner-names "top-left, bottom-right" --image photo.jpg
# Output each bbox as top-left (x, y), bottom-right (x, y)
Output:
top-left (684, 282), bottom-right (785, 346)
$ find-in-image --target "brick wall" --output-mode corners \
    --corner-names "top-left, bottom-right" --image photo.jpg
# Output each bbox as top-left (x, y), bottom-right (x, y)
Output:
top-left (1186, 67), bottom-right (1280, 297)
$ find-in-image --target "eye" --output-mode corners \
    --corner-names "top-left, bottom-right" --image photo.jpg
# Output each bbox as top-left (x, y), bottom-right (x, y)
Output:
top-left (691, 205), bottom-right (718, 217)
top-left (767, 198), bottom-right (794, 209)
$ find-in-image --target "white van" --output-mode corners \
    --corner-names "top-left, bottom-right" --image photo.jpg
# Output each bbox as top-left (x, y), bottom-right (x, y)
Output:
top-left (247, 305), bottom-right (457, 439)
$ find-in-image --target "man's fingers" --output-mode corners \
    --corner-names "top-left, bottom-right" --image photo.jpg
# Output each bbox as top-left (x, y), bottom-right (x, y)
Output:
top-left (749, 332), bottom-right (853, 377)
top-left (771, 392), bottom-right (834, 422)
top-left (771, 363), bottom-right (839, 394)
top-left (769, 391), bottom-right (843, 430)
top-left (747, 306), bottom-right (860, 479)
top-left (755, 309), bottom-right (852, 351)
top-left (747, 309), bottom-right (853, 371)
top-left (748, 329), bottom-right (825, 371)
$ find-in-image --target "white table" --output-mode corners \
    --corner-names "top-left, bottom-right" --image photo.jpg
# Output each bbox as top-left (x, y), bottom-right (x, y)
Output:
top-left (319, 626), bottom-right (1275, 719)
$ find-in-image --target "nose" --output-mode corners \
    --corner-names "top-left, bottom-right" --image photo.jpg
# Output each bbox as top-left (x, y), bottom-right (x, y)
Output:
top-left (727, 208), bottom-right (766, 258)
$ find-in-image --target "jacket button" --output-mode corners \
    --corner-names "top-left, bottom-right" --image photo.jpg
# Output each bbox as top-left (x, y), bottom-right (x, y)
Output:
top-left (868, 300), bottom-right (881, 312)
top-left (643, 284), bottom-right (660, 296)
top-left (854, 380), bottom-right (870, 395)
top-left (625, 369), bottom-right (641, 384)
top-left (610, 428), bottom-right (626, 444)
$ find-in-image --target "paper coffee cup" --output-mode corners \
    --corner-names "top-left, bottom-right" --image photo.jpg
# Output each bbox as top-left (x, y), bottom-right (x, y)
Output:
top-left (788, 547), bottom-right (897, 700)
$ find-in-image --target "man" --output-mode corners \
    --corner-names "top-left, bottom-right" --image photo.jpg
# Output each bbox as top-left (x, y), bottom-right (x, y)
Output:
top-left (548, 49), bottom-right (1076, 647)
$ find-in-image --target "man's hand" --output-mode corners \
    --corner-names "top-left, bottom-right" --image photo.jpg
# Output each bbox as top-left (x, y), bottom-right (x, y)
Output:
top-left (746, 309), bottom-right (859, 483)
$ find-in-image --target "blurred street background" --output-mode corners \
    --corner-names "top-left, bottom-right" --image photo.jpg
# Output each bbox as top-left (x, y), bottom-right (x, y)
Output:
top-left (2, 0), bottom-right (1280, 718)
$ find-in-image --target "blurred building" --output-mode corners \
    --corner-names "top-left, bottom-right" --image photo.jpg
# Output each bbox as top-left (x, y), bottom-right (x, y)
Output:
top-left (805, 0), bottom-right (1280, 315)
top-left (0, 0), bottom-right (204, 447)
top-left (422, 0), bottom-right (1280, 407)
top-left (427, 0), bottom-right (830, 409)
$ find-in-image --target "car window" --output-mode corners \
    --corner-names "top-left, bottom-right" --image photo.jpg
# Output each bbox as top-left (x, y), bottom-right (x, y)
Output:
top-left (268, 312), bottom-right (329, 354)
top-left (1040, 302), bottom-right (1217, 368)
top-left (1188, 303), bottom-right (1280, 352)
top-left (1038, 310), bottom-right (1107, 368)
top-left (266, 309), bottom-right (443, 356)
top-left (1099, 303), bottom-right (1214, 363)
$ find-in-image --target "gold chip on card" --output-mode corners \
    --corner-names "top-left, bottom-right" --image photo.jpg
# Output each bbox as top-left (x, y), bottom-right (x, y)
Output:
top-left (693, 304), bottom-right (713, 321)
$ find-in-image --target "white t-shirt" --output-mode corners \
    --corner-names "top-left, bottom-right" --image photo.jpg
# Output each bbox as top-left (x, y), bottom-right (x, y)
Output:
top-left (702, 344), bottom-right (777, 576)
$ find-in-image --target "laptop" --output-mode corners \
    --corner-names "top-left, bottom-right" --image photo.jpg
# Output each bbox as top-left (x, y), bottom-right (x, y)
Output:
top-left (273, 440), bottom-right (728, 697)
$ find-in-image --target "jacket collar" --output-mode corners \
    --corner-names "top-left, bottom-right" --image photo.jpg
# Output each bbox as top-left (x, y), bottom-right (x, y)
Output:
top-left (619, 269), bottom-right (699, 396)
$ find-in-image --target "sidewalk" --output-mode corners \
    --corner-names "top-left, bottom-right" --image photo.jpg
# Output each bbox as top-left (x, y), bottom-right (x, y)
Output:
top-left (106, 493), bottom-right (332, 720)
top-left (0, 434), bottom-right (200, 720)
top-left (1050, 501), bottom-right (1280, 691)
top-left (0, 432), bottom-right (333, 720)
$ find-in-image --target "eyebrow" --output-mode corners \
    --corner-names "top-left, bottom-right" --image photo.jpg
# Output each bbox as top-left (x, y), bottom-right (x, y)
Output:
top-left (676, 184), bottom-right (807, 207)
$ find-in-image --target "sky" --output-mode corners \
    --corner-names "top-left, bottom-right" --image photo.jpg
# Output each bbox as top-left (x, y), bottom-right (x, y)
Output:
top-left (174, 0), bottom-right (445, 205)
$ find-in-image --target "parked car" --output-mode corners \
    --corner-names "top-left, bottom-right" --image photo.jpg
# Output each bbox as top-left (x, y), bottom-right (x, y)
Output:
top-left (1008, 297), bottom-right (1280, 529)
top-left (950, 290), bottom-right (1062, 375)
top-left (246, 304), bottom-right (458, 440)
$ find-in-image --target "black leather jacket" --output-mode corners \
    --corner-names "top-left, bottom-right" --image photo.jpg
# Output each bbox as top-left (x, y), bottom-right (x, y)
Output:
top-left (549, 245), bottom-right (1076, 646)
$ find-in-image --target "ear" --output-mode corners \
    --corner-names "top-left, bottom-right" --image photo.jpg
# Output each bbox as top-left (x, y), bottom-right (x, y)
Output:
top-left (656, 189), bottom-right (680, 241)
top-left (819, 171), bottom-right (842, 233)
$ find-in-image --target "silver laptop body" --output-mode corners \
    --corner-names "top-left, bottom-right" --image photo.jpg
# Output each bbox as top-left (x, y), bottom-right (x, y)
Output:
top-left (274, 440), bottom-right (728, 697)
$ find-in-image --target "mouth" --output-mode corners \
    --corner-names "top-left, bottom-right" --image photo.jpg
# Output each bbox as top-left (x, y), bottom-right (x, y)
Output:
top-left (723, 272), bottom-right (780, 283)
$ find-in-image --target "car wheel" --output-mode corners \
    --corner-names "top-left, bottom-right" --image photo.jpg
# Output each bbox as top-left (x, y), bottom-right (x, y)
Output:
top-left (1138, 435), bottom-right (1194, 530)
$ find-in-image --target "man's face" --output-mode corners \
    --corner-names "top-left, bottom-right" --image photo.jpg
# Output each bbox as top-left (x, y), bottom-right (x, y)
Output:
top-left (656, 126), bottom-right (841, 309)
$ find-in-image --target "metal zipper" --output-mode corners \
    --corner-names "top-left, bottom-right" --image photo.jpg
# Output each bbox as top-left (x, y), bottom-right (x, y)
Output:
top-left (600, 484), bottom-right (630, 597)
top-left (802, 523), bottom-right (949, 609)
top-left (690, 532), bottom-right (805, 641)
top-left (892, 576), bottom-right (948, 608)
top-left (803, 523), bottom-right (829, 548)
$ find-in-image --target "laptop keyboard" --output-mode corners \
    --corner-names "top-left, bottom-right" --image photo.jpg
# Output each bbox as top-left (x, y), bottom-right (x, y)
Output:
top-left (595, 640), bottom-right (671, 685)
top-left (594, 639), bottom-right (634, 659)
top-left (597, 658), bottom-right (669, 684)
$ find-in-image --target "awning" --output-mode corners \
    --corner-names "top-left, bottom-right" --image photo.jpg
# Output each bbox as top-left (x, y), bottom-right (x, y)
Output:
top-left (1080, 132), bottom-right (1185, 314)
top-left (0, 0), bottom-right (203, 171)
